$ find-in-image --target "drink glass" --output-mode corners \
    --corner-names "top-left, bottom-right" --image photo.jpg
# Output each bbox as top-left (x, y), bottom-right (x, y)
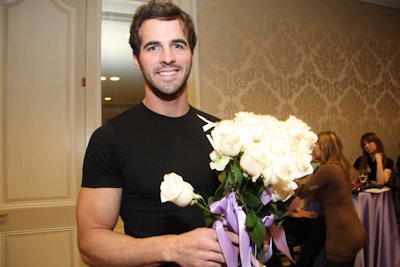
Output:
top-left (359, 169), bottom-right (368, 184)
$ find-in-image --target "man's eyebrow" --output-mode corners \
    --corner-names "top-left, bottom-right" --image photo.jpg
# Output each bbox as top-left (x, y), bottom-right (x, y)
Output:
top-left (143, 40), bottom-right (160, 49)
top-left (143, 39), bottom-right (188, 48)
top-left (171, 38), bottom-right (188, 45)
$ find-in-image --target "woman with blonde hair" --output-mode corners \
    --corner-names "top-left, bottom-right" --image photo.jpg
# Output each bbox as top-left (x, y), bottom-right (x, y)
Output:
top-left (298, 131), bottom-right (366, 267)
top-left (353, 132), bottom-right (393, 185)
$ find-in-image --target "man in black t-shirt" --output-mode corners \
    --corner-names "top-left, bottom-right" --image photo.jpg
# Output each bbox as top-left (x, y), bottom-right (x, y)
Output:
top-left (76, 1), bottom-right (238, 266)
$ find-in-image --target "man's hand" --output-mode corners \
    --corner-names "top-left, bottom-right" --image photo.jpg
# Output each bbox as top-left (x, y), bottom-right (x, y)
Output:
top-left (168, 228), bottom-right (238, 267)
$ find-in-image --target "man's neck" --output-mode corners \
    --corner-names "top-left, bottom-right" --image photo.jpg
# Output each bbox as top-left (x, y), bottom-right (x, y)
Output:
top-left (142, 95), bottom-right (190, 118)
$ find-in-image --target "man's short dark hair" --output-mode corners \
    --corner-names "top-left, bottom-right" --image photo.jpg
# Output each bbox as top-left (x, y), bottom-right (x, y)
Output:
top-left (129, 0), bottom-right (197, 57)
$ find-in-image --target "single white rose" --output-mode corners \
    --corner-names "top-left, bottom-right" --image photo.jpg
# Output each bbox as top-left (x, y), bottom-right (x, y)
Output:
top-left (270, 180), bottom-right (298, 202)
top-left (273, 154), bottom-right (313, 181)
top-left (235, 125), bottom-right (256, 150)
top-left (160, 172), bottom-right (194, 207)
top-left (240, 143), bottom-right (269, 180)
top-left (209, 150), bottom-right (230, 171)
top-left (291, 153), bottom-right (314, 179)
top-left (210, 120), bottom-right (242, 157)
top-left (263, 134), bottom-right (291, 158)
top-left (233, 112), bottom-right (275, 147)
top-left (274, 159), bottom-right (291, 181)
top-left (285, 116), bottom-right (317, 151)
top-left (262, 166), bottom-right (279, 186)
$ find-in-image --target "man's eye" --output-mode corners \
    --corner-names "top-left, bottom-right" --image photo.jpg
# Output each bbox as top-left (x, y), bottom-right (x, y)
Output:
top-left (147, 45), bottom-right (158, 51)
top-left (173, 43), bottom-right (184, 49)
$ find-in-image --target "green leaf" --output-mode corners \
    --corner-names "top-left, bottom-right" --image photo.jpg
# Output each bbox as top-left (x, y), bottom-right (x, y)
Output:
top-left (217, 170), bottom-right (226, 183)
top-left (230, 161), bottom-right (244, 185)
top-left (226, 166), bottom-right (235, 185)
top-left (255, 179), bottom-right (265, 196)
top-left (242, 191), bottom-right (262, 209)
top-left (245, 212), bottom-right (258, 228)
top-left (246, 213), bottom-right (266, 246)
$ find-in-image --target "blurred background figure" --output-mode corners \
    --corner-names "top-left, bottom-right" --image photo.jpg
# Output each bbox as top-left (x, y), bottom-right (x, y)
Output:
top-left (389, 142), bottom-right (400, 232)
top-left (298, 131), bottom-right (366, 267)
top-left (352, 132), bottom-right (393, 185)
top-left (281, 159), bottom-right (326, 267)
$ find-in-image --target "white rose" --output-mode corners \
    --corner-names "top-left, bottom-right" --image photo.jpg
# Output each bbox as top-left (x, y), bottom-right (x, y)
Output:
top-left (285, 115), bottom-right (310, 133)
top-left (270, 180), bottom-right (298, 202)
top-left (160, 172), bottom-right (194, 207)
top-left (234, 112), bottom-right (259, 124)
top-left (285, 116), bottom-right (317, 151)
top-left (209, 150), bottom-right (230, 171)
top-left (210, 120), bottom-right (242, 157)
top-left (240, 143), bottom-right (270, 180)
top-left (291, 153), bottom-right (314, 178)
top-left (233, 112), bottom-right (273, 147)
top-left (274, 154), bottom-right (313, 181)
top-left (262, 166), bottom-right (279, 186)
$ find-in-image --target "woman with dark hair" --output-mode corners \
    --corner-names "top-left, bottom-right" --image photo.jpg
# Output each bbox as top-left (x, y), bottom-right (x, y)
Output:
top-left (298, 131), bottom-right (366, 267)
top-left (353, 132), bottom-right (394, 185)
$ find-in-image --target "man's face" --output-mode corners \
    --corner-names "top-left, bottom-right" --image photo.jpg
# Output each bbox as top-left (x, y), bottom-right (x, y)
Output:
top-left (134, 19), bottom-right (193, 97)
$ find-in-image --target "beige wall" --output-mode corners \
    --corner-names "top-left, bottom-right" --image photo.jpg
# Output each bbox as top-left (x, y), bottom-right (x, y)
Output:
top-left (196, 0), bottom-right (400, 165)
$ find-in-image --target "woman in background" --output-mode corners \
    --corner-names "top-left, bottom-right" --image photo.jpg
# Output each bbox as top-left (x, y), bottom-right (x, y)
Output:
top-left (353, 132), bottom-right (393, 185)
top-left (279, 159), bottom-right (326, 267)
top-left (298, 131), bottom-right (366, 267)
top-left (393, 143), bottom-right (400, 232)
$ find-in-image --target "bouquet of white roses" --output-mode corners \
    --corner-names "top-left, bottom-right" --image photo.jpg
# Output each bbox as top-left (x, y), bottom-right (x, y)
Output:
top-left (160, 112), bottom-right (317, 267)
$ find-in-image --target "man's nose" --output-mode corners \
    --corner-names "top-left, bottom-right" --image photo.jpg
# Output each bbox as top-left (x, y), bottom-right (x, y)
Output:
top-left (159, 47), bottom-right (175, 64)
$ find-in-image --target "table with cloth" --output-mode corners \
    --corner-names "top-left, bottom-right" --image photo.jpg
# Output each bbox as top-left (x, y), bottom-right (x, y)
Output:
top-left (352, 187), bottom-right (400, 267)
top-left (311, 187), bottom-right (400, 267)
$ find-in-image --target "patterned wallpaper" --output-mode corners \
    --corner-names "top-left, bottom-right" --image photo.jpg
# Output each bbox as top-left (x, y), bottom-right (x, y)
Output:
top-left (195, 0), bottom-right (400, 165)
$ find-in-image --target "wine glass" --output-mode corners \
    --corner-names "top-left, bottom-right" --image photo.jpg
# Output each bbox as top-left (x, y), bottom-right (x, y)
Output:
top-left (359, 169), bottom-right (368, 184)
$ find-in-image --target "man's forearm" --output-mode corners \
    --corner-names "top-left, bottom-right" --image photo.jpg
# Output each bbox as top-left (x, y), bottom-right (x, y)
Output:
top-left (78, 228), bottom-right (171, 267)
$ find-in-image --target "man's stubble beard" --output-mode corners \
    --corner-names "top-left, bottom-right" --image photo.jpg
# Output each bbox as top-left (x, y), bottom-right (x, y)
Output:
top-left (143, 63), bottom-right (192, 100)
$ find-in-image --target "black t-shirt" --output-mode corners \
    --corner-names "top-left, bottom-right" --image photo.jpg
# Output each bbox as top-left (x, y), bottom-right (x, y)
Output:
top-left (353, 156), bottom-right (394, 182)
top-left (82, 103), bottom-right (220, 238)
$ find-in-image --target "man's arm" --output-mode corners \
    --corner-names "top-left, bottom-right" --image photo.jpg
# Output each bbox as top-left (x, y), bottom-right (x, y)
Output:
top-left (76, 187), bottom-right (231, 267)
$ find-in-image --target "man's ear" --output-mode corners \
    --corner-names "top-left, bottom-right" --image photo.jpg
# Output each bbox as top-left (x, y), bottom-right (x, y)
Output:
top-left (133, 53), bottom-right (142, 71)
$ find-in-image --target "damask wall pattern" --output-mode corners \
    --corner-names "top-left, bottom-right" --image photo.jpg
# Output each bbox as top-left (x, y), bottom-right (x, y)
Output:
top-left (196, 0), bottom-right (400, 165)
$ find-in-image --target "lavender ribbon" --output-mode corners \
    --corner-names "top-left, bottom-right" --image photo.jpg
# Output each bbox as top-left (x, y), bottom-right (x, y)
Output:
top-left (264, 193), bottom-right (298, 263)
top-left (210, 193), bottom-right (239, 267)
top-left (210, 189), bottom-right (296, 266)
top-left (209, 191), bottom-right (264, 267)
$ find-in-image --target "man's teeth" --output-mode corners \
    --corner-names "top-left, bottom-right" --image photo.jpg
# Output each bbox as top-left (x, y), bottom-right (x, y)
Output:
top-left (160, 71), bottom-right (176, 75)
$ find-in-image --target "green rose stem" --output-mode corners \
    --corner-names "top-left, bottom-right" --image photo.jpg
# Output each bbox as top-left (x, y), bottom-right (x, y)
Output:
top-left (192, 193), bottom-right (223, 227)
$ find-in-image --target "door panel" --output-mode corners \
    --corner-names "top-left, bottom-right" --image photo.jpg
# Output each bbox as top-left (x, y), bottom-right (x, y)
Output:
top-left (5, 228), bottom-right (75, 267)
top-left (0, 0), bottom-right (87, 266)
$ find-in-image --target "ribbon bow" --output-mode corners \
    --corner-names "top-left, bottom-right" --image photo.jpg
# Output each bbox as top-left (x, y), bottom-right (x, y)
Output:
top-left (210, 190), bottom-right (295, 267)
